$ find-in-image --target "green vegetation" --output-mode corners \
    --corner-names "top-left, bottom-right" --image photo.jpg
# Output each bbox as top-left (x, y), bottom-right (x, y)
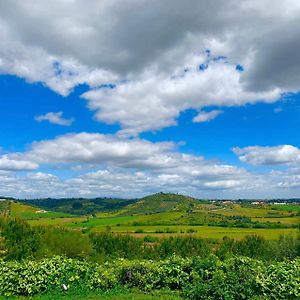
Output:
top-left (0, 193), bottom-right (299, 299)
top-left (24, 197), bottom-right (136, 215)
top-left (271, 204), bottom-right (300, 212)
top-left (0, 255), bottom-right (299, 299)
top-left (1, 218), bottom-right (299, 262)
top-left (122, 193), bottom-right (203, 214)
top-left (9, 202), bottom-right (73, 219)
top-left (0, 200), bottom-right (10, 213)
top-left (2, 289), bottom-right (182, 300)
top-left (2, 194), bottom-right (299, 242)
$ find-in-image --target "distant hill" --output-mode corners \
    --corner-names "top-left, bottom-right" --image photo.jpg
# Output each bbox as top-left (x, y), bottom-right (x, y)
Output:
top-left (11, 193), bottom-right (205, 216)
top-left (23, 197), bottom-right (137, 215)
top-left (121, 193), bottom-right (203, 215)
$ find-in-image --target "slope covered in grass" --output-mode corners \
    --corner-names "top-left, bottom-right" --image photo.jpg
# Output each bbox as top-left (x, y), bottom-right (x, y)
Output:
top-left (121, 193), bottom-right (203, 215)
top-left (24, 198), bottom-right (137, 215)
top-left (9, 202), bottom-right (74, 219)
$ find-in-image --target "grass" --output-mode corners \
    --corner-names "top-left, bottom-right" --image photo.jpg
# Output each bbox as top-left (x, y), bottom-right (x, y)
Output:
top-left (15, 198), bottom-right (299, 241)
top-left (251, 216), bottom-right (300, 225)
top-left (90, 225), bottom-right (298, 240)
top-left (212, 204), bottom-right (291, 217)
top-left (0, 200), bottom-right (10, 212)
top-left (1, 288), bottom-right (183, 300)
top-left (27, 213), bottom-right (298, 239)
top-left (66, 212), bottom-right (186, 228)
top-left (121, 193), bottom-right (202, 214)
top-left (24, 204), bottom-right (299, 240)
top-left (28, 216), bottom-right (86, 226)
top-left (10, 202), bottom-right (74, 219)
top-left (271, 204), bottom-right (300, 212)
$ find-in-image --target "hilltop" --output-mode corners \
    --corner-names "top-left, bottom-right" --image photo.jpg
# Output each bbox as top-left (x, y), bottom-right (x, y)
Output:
top-left (121, 193), bottom-right (203, 215)
top-left (2, 193), bottom-right (205, 216)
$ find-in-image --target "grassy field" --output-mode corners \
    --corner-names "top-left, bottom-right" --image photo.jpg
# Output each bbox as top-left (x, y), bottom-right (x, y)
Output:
top-left (251, 216), bottom-right (300, 224)
top-left (26, 214), bottom-right (298, 239)
top-left (270, 204), bottom-right (300, 212)
top-left (0, 289), bottom-right (183, 300)
top-left (212, 204), bottom-right (293, 217)
top-left (5, 196), bottom-right (300, 241)
top-left (10, 202), bottom-right (74, 219)
top-left (90, 225), bottom-right (297, 240)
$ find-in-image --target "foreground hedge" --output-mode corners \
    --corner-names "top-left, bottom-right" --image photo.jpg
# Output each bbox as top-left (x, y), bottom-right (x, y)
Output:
top-left (0, 256), bottom-right (299, 299)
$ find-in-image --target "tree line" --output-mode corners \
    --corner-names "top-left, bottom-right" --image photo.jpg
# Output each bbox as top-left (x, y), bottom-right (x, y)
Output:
top-left (0, 217), bottom-right (299, 262)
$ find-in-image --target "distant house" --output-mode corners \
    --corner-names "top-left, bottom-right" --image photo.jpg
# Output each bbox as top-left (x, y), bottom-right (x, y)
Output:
top-left (36, 210), bottom-right (48, 213)
top-left (222, 201), bottom-right (233, 205)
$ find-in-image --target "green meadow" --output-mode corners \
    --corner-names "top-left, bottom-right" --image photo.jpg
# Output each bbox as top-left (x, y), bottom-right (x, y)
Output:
top-left (6, 194), bottom-right (294, 241)
top-left (10, 202), bottom-right (74, 219)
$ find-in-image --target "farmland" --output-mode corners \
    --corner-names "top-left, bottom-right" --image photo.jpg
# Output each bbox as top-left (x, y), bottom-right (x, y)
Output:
top-left (1, 194), bottom-right (298, 241)
top-left (0, 193), bottom-right (299, 299)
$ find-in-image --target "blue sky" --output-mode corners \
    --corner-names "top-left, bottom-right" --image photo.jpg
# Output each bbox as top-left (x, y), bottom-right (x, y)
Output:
top-left (1, 1), bottom-right (300, 198)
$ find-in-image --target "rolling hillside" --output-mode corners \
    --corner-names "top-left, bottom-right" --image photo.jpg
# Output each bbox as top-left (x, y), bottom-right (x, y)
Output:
top-left (17, 193), bottom-right (203, 216)
top-left (3, 201), bottom-right (74, 219)
top-left (24, 197), bottom-right (137, 215)
top-left (121, 193), bottom-right (204, 215)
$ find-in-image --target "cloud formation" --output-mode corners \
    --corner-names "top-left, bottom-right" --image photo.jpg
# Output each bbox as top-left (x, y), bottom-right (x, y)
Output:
top-left (233, 145), bottom-right (300, 165)
top-left (1, 1), bottom-right (300, 134)
top-left (193, 110), bottom-right (223, 123)
top-left (0, 132), bottom-right (299, 198)
top-left (0, 132), bottom-right (262, 197)
top-left (82, 57), bottom-right (280, 135)
top-left (35, 112), bottom-right (74, 126)
top-left (0, 155), bottom-right (38, 171)
top-left (0, 2), bottom-right (300, 198)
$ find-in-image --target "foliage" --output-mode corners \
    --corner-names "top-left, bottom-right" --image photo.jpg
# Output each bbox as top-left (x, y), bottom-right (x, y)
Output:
top-left (24, 198), bottom-right (137, 215)
top-left (0, 256), bottom-right (299, 299)
top-left (0, 218), bottom-right (92, 260)
top-left (90, 232), bottom-right (143, 260)
top-left (183, 257), bottom-right (262, 299)
top-left (1, 218), bottom-right (299, 262)
top-left (0, 218), bottom-right (42, 260)
top-left (256, 259), bottom-right (300, 299)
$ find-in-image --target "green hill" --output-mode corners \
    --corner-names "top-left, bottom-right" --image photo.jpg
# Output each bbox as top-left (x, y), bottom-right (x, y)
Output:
top-left (121, 193), bottom-right (203, 215)
top-left (5, 201), bottom-right (74, 219)
top-left (24, 197), bottom-right (137, 215)
top-left (9, 193), bottom-right (203, 216)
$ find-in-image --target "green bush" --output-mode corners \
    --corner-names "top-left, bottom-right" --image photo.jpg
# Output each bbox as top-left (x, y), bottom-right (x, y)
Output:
top-left (0, 256), bottom-right (299, 298)
top-left (38, 227), bottom-right (92, 259)
top-left (184, 257), bottom-right (262, 299)
top-left (256, 259), bottom-right (300, 299)
top-left (1, 218), bottom-right (42, 260)
top-left (1, 218), bottom-right (299, 262)
top-left (89, 232), bottom-right (143, 259)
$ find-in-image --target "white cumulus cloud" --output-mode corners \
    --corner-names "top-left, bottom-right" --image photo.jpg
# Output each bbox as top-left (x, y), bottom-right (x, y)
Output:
top-left (233, 145), bottom-right (300, 165)
top-left (0, 155), bottom-right (38, 171)
top-left (1, 1), bottom-right (300, 133)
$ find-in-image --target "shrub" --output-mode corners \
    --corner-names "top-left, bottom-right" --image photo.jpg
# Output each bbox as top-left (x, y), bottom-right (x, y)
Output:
top-left (0, 256), bottom-right (299, 298)
top-left (1, 218), bottom-right (42, 260)
top-left (256, 259), bottom-right (300, 299)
